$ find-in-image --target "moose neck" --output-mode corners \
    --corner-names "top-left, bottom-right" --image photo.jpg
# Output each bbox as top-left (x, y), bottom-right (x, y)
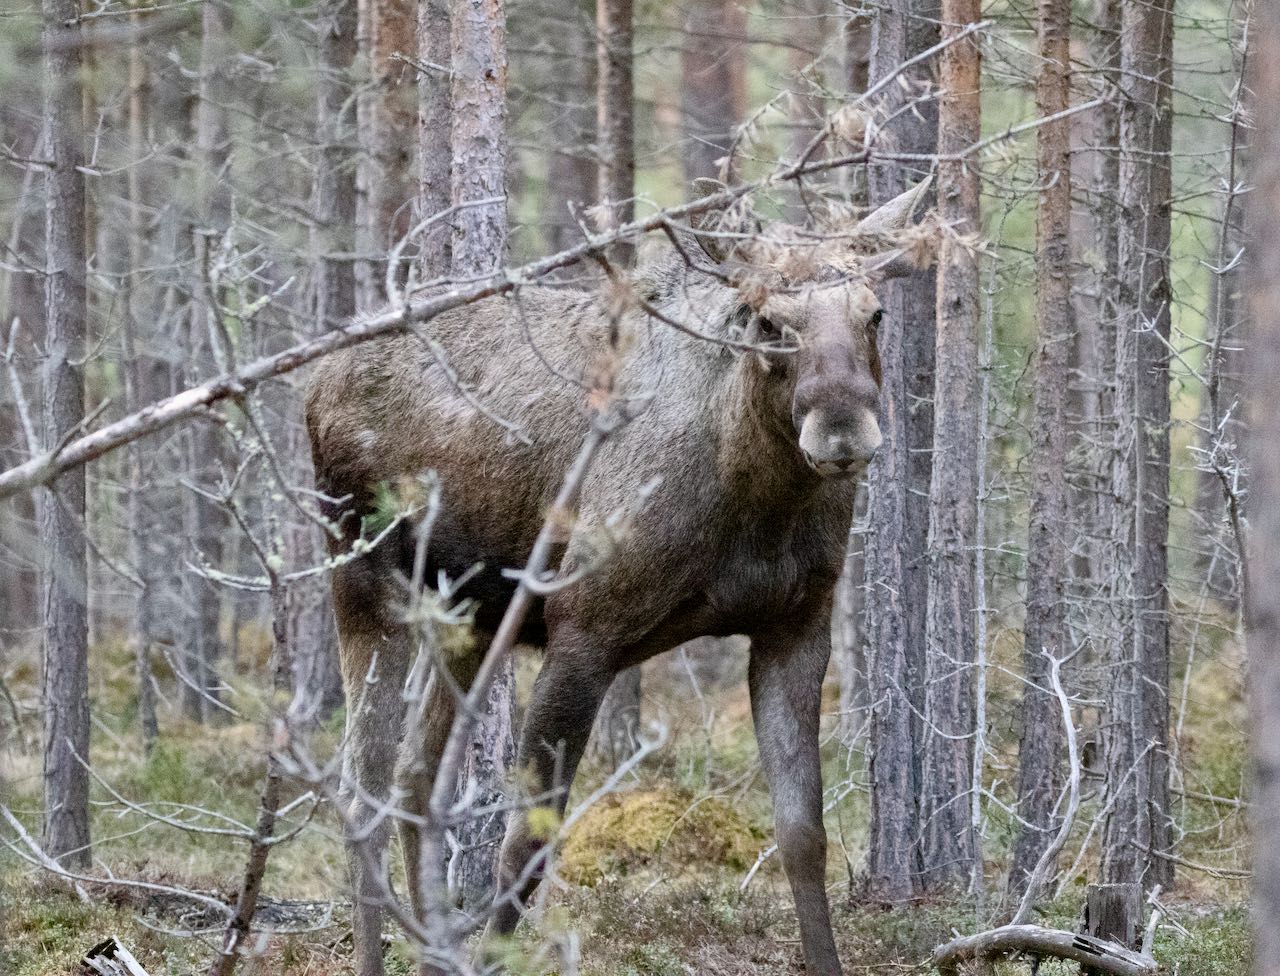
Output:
top-left (714, 352), bottom-right (822, 510)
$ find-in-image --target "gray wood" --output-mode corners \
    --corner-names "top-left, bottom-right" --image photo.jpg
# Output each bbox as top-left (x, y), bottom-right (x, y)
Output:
top-left (862, 0), bottom-right (938, 902)
top-left (40, 0), bottom-right (92, 871)
top-left (933, 923), bottom-right (1158, 976)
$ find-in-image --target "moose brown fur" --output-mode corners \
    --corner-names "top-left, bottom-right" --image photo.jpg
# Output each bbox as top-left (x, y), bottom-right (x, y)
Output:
top-left (305, 182), bottom-right (933, 976)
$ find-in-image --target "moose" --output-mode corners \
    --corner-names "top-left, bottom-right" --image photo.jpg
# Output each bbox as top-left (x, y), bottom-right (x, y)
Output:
top-left (305, 179), bottom-right (935, 976)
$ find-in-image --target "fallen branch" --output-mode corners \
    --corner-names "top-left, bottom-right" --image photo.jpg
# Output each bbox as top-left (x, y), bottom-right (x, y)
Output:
top-left (931, 924), bottom-right (1159, 976)
top-left (80, 938), bottom-right (153, 976)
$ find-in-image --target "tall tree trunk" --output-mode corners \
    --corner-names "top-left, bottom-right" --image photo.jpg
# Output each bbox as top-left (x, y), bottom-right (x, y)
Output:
top-left (356, 0), bottom-right (416, 308)
top-left (125, 20), bottom-right (159, 753)
top-left (40, 0), bottom-right (91, 869)
top-left (587, 0), bottom-right (642, 768)
top-left (1246, 6), bottom-right (1280, 970)
top-left (595, 0), bottom-right (635, 261)
top-left (449, 0), bottom-right (512, 908)
top-left (1008, 0), bottom-right (1071, 898)
top-left (1101, 0), bottom-right (1175, 890)
top-left (182, 0), bottom-right (233, 723)
top-left (862, 0), bottom-right (938, 902)
top-left (542, 2), bottom-right (595, 256)
top-left (680, 0), bottom-right (746, 190)
top-left (919, 0), bottom-right (981, 891)
top-left (417, 0), bottom-right (452, 276)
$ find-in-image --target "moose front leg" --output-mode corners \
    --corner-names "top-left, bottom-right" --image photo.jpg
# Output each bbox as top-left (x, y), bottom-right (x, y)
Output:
top-left (485, 631), bottom-right (617, 939)
top-left (748, 613), bottom-right (843, 976)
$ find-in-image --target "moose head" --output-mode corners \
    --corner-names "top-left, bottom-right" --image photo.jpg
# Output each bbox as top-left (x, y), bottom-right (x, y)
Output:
top-left (693, 177), bottom-right (935, 478)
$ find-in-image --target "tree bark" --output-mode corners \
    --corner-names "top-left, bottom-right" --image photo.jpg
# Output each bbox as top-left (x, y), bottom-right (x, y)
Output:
top-left (679, 0), bottom-right (747, 190)
top-left (356, 0), bottom-right (416, 308)
top-left (919, 0), bottom-right (981, 891)
top-left (182, 0), bottom-right (234, 723)
top-left (449, 0), bottom-right (512, 907)
top-left (542, 2), bottom-right (595, 256)
top-left (596, 0), bottom-right (635, 265)
top-left (1008, 0), bottom-right (1071, 900)
top-left (1246, 8), bottom-right (1280, 972)
top-left (418, 0), bottom-right (452, 277)
top-left (125, 23), bottom-right (159, 754)
top-left (40, 0), bottom-right (91, 869)
top-left (862, 0), bottom-right (937, 902)
top-left (1101, 0), bottom-right (1174, 890)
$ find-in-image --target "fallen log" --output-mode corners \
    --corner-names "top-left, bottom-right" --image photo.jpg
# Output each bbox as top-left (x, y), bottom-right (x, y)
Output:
top-left (931, 923), bottom-right (1160, 976)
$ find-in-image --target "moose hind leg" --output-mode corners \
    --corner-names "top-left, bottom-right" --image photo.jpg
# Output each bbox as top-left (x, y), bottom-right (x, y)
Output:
top-left (748, 618), bottom-right (843, 976)
top-left (334, 561), bottom-right (413, 976)
top-left (486, 636), bottom-right (616, 938)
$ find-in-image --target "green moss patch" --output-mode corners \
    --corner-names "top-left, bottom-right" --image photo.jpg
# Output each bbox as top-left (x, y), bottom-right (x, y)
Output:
top-left (559, 788), bottom-right (766, 886)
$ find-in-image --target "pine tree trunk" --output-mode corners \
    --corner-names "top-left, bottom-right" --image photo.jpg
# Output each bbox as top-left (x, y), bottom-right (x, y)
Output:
top-left (679, 0), bottom-right (746, 190)
top-left (1245, 4), bottom-right (1280, 967)
top-left (125, 23), bottom-right (158, 754)
top-left (449, 0), bottom-right (512, 907)
top-left (182, 0), bottom-right (233, 723)
top-left (1008, 0), bottom-right (1071, 898)
top-left (356, 0), bottom-right (416, 308)
top-left (417, 0), bottom-right (452, 277)
top-left (541, 3), bottom-right (595, 256)
top-left (1101, 0), bottom-right (1174, 889)
top-left (862, 0), bottom-right (938, 902)
top-left (40, 0), bottom-right (91, 869)
top-left (919, 0), bottom-right (982, 892)
top-left (596, 0), bottom-right (635, 263)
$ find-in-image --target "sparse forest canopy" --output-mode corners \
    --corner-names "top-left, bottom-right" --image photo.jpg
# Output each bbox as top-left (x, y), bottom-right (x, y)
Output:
top-left (0, 0), bottom-right (1272, 975)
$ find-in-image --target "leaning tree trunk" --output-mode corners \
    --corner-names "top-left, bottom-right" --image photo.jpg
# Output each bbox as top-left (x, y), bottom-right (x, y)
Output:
top-left (862, 0), bottom-right (938, 902)
top-left (449, 0), bottom-right (512, 909)
top-left (1008, 0), bottom-right (1071, 899)
top-left (919, 0), bottom-right (982, 892)
top-left (1246, 6), bottom-right (1280, 971)
top-left (679, 0), bottom-right (746, 189)
top-left (588, 0), bottom-right (643, 768)
top-left (1101, 0), bottom-right (1175, 890)
top-left (40, 0), bottom-right (91, 869)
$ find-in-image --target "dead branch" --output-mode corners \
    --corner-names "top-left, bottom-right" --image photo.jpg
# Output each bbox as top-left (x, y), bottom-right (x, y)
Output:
top-left (931, 924), bottom-right (1159, 976)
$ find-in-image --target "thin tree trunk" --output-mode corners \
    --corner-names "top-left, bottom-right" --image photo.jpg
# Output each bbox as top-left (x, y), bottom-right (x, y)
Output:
top-left (596, 0), bottom-right (635, 263)
top-left (40, 0), bottom-right (91, 869)
top-left (125, 21), bottom-right (158, 753)
top-left (183, 0), bottom-right (233, 723)
top-left (919, 0), bottom-right (981, 891)
top-left (587, 0), bottom-right (641, 767)
top-left (417, 0), bottom-right (452, 277)
top-left (449, 0), bottom-right (511, 907)
top-left (680, 0), bottom-right (746, 190)
top-left (1245, 7), bottom-right (1280, 971)
top-left (863, 0), bottom-right (938, 902)
top-left (1008, 0), bottom-right (1071, 898)
top-left (1101, 0), bottom-right (1175, 890)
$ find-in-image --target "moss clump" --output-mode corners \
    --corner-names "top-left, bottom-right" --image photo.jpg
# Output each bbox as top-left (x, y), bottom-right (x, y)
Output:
top-left (559, 788), bottom-right (765, 886)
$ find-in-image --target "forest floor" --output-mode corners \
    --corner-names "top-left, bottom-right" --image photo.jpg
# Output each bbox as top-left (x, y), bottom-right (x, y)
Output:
top-left (0, 630), bottom-right (1252, 976)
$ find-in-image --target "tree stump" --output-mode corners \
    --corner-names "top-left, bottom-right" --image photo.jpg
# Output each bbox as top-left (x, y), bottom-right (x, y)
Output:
top-left (1084, 883), bottom-right (1143, 975)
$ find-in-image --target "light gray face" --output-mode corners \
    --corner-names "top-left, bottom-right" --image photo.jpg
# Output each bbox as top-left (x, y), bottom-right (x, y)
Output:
top-left (753, 282), bottom-right (884, 478)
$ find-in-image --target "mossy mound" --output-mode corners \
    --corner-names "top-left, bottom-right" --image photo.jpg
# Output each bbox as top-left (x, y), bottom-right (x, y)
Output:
top-left (559, 788), bottom-right (766, 886)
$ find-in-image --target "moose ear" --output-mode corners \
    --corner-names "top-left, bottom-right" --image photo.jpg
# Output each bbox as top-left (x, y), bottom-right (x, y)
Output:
top-left (689, 178), bottom-right (761, 266)
top-left (851, 175), bottom-right (933, 237)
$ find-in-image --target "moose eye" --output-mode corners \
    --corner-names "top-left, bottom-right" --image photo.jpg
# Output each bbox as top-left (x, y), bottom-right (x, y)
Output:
top-left (868, 309), bottom-right (884, 329)
top-left (758, 316), bottom-right (778, 337)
